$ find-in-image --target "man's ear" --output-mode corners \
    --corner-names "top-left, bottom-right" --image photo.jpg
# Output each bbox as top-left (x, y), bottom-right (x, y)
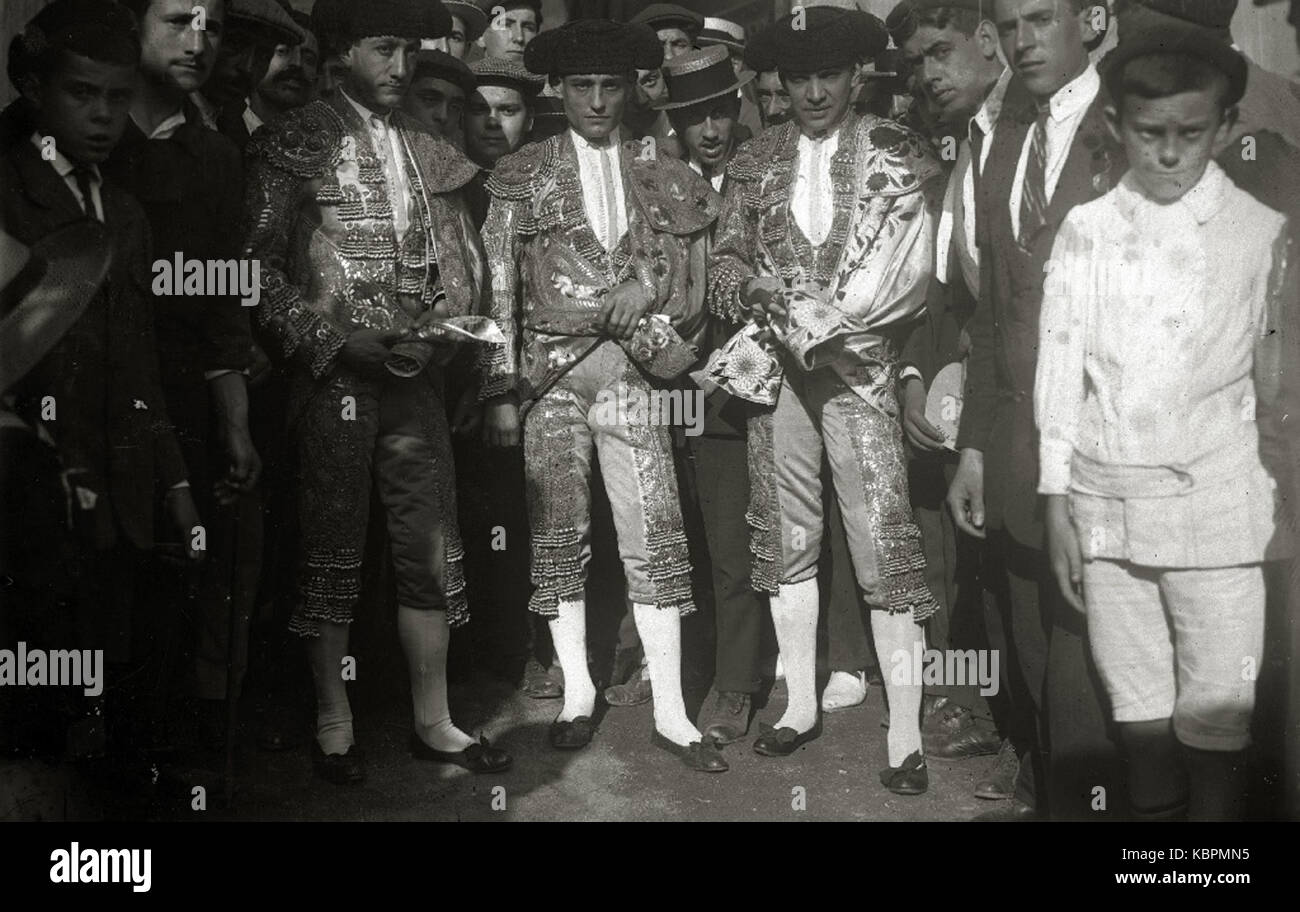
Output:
top-left (1078, 3), bottom-right (1107, 47)
top-left (17, 72), bottom-right (43, 108)
top-left (975, 20), bottom-right (1000, 61)
top-left (1213, 103), bottom-right (1239, 152)
top-left (1103, 101), bottom-right (1122, 144)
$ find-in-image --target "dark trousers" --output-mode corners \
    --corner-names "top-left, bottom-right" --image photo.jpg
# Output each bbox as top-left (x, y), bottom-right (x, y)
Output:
top-left (824, 488), bottom-right (874, 674)
top-left (689, 432), bottom-right (765, 694)
top-left (983, 530), bottom-right (1125, 818)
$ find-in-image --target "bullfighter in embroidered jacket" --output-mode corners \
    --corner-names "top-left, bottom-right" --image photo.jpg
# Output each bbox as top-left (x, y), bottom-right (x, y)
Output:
top-left (242, 0), bottom-right (510, 784)
top-left (479, 19), bottom-right (728, 772)
top-left (705, 7), bottom-right (945, 793)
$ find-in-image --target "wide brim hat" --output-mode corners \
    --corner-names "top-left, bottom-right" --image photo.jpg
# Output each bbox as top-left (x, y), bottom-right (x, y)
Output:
top-left (746, 7), bottom-right (888, 75)
top-left (629, 3), bottom-right (706, 37)
top-left (0, 221), bottom-right (113, 394)
top-left (1101, 3), bottom-right (1247, 106)
top-left (442, 0), bottom-right (490, 42)
top-left (523, 19), bottom-right (663, 77)
top-left (655, 44), bottom-right (755, 110)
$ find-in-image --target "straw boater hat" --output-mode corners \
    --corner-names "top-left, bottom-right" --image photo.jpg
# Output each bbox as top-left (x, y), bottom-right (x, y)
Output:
top-left (441, 0), bottom-right (490, 42)
top-left (1101, 0), bottom-right (1247, 105)
top-left (655, 44), bottom-right (755, 110)
top-left (697, 17), bottom-right (746, 54)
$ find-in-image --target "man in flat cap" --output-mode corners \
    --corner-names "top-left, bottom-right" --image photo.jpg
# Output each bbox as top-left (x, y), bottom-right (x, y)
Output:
top-left (480, 18), bottom-right (728, 772)
top-left (477, 0), bottom-right (542, 62)
top-left (464, 57), bottom-right (543, 223)
top-left (427, 0), bottom-right (490, 60)
top-left (247, 7), bottom-right (321, 136)
top-left (243, 0), bottom-right (510, 784)
top-left (631, 3), bottom-right (705, 61)
top-left (404, 48), bottom-right (477, 147)
top-left (707, 5), bottom-right (944, 793)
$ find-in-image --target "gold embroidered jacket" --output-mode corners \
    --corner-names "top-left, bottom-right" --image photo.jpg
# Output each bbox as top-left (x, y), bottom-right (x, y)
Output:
top-left (478, 129), bottom-right (720, 402)
top-left (242, 93), bottom-right (488, 380)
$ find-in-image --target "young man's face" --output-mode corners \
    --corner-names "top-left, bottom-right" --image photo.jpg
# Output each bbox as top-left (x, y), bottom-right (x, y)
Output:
top-left (30, 53), bottom-right (136, 165)
top-left (138, 0), bottom-right (225, 93)
top-left (466, 85), bottom-right (531, 165)
top-left (343, 36), bottom-right (421, 111)
top-left (560, 74), bottom-right (628, 143)
top-left (1107, 88), bottom-right (1234, 204)
top-left (257, 36), bottom-right (319, 111)
top-left (669, 95), bottom-right (740, 172)
top-left (994, 0), bottom-right (1093, 100)
top-left (784, 66), bottom-right (854, 136)
top-left (756, 69), bottom-right (791, 126)
top-left (427, 14), bottom-right (469, 60)
top-left (657, 27), bottom-right (693, 60)
top-left (480, 6), bottom-right (538, 62)
top-left (404, 75), bottom-right (466, 145)
top-left (902, 21), bottom-right (1001, 125)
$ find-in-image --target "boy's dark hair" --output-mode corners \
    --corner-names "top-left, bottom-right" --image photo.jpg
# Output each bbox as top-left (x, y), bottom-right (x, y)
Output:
top-left (1115, 52), bottom-right (1234, 114)
top-left (13, 0), bottom-right (140, 90)
top-left (916, 7), bottom-right (983, 36)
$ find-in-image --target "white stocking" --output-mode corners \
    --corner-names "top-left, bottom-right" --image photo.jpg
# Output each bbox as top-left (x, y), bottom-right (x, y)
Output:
top-left (307, 621), bottom-right (354, 755)
top-left (770, 578), bottom-right (819, 734)
top-left (632, 602), bottom-right (700, 745)
top-left (397, 605), bottom-right (473, 752)
top-left (549, 599), bottom-right (597, 722)
top-left (872, 610), bottom-right (924, 766)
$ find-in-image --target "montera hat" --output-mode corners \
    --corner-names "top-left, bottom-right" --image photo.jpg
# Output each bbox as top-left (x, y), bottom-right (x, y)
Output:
top-left (656, 44), bottom-right (755, 109)
top-left (746, 6), bottom-right (888, 75)
top-left (697, 17), bottom-right (746, 53)
top-left (345, 0), bottom-right (452, 42)
top-left (523, 19), bottom-right (663, 77)
top-left (471, 56), bottom-right (546, 96)
top-left (1102, 0), bottom-right (1246, 105)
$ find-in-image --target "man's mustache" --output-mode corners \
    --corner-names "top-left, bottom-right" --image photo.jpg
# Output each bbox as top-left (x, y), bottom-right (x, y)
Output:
top-left (272, 66), bottom-right (308, 85)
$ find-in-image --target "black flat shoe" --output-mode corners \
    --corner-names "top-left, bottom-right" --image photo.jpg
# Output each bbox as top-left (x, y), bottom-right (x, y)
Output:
top-left (880, 750), bottom-right (928, 796)
top-left (312, 742), bottom-right (365, 785)
top-left (548, 715), bottom-right (595, 750)
top-left (650, 730), bottom-right (729, 772)
top-left (752, 720), bottom-right (821, 757)
top-left (410, 734), bottom-right (512, 773)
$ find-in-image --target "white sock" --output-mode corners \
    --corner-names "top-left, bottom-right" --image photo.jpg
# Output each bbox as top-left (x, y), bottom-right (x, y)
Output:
top-left (872, 611), bottom-right (924, 766)
top-left (632, 601), bottom-right (701, 746)
top-left (397, 605), bottom-right (474, 753)
top-left (770, 578), bottom-right (819, 734)
top-left (307, 621), bottom-right (354, 755)
top-left (549, 599), bottom-right (597, 722)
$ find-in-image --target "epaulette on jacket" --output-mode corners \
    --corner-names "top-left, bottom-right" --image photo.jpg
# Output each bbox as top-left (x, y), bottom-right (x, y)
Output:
top-left (246, 99), bottom-right (346, 178)
top-left (397, 118), bottom-right (481, 194)
top-left (727, 122), bottom-right (797, 182)
top-left (485, 136), bottom-right (559, 201)
top-left (626, 147), bottom-right (720, 236)
top-left (856, 114), bottom-right (945, 193)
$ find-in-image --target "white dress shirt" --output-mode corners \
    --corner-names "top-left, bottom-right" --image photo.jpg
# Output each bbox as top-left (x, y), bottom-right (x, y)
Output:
top-left (242, 100), bottom-right (264, 137)
top-left (688, 157), bottom-right (725, 192)
top-left (341, 89), bottom-right (413, 240)
top-left (792, 127), bottom-right (841, 246)
top-left (936, 67), bottom-right (1011, 294)
top-left (30, 133), bottom-right (103, 221)
top-left (1008, 63), bottom-right (1100, 238)
top-left (570, 128), bottom-right (628, 252)
top-left (130, 106), bottom-right (189, 141)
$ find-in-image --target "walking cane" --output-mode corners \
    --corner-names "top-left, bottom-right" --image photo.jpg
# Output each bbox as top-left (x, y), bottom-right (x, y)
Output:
top-left (222, 497), bottom-right (242, 809)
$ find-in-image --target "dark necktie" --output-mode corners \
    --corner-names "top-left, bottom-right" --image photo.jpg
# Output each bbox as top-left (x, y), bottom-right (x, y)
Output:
top-left (72, 166), bottom-right (98, 221)
top-left (1017, 109), bottom-right (1049, 247)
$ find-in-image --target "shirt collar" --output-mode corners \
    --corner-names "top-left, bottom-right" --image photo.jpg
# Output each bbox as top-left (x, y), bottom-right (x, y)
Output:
top-left (798, 123), bottom-right (842, 148)
top-left (130, 105), bottom-right (187, 141)
top-left (569, 127), bottom-right (617, 152)
top-left (29, 132), bottom-right (101, 182)
top-left (1114, 160), bottom-right (1227, 226)
top-left (1046, 62), bottom-right (1099, 123)
top-left (341, 88), bottom-right (390, 127)
top-left (971, 66), bottom-right (1012, 141)
top-left (189, 91), bottom-right (220, 131)
top-left (242, 100), bottom-right (264, 135)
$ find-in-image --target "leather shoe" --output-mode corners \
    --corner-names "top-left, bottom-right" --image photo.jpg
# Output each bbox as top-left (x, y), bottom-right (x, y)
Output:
top-left (650, 730), bottom-right (729, 772)
top-left (752, 719), bottom-right (821, 757)
top-left (924, 719), bottom-right (1002, 760)
top-left (312, 742), bottom-right (365, 785)
top-left (548, 715), bottom-right (595, 750)
top-left (973, 798), bottom-right (1038, 821)
top-left (604, 665), bottom-right (652, 707)
top-left (699, 691), bottom-right (752, 745)
top-left (522, 657), bottom-right (564, 700)
top-left (974, 738), bottom-right (1020, 800)
top-left (879, 750), bottom-right (928, 796)
top-left (410, 734), bottom-right (512, 773)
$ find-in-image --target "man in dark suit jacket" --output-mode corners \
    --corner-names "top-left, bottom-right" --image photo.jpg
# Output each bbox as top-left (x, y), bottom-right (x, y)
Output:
top-left (947, 0), bottom-right (1125, 819)
top-left (1, 0), bottom-right (200, 755)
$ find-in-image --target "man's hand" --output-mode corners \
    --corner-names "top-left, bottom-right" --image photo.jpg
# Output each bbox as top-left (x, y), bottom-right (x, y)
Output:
top-left (900, 377), bottom-right (947, 452)
top-left (165, 486), bottom-right (204, 562)
top-left (1045, 495), bottom-right (1085, 613)
top-left (452, 384), bottom-right (483, 437)
top-left (742, 276), bottom-right (785, 324)
top-left (215, 424), bottom-right (262, 505)
top-left (600, 281), bottom-right (652, 340)
top-left (483, 393), bottom-right (521, 448)
top-left (340, 327), bottom-right (404, 378)
top-left (947, 447), bottom-right (986, 539)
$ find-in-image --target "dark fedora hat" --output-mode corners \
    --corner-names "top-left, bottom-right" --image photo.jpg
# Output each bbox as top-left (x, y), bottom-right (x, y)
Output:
top-left (656, 44), bottom-right (755, 110)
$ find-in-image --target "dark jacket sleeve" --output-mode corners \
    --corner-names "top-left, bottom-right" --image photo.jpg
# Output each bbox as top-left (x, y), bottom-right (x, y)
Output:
top-left (201, 137), bottom-right (253, 373)
top-left (955, 238), bottom-right (996, 452)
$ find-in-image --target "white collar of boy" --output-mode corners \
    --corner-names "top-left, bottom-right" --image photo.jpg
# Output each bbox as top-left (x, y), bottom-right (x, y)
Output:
top-left (971, 66), bottom-right (1012, 142)
top-left (1044, 62), bottom-right (1099, 124)
top-left (29, 132), bottom-right (101, 184)
top-left (1113, 160), bottom-right (1227, 226)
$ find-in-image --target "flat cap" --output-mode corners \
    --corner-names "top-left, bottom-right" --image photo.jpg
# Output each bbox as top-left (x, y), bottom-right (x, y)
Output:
top-left (414, 48), bottom-right (477, 94)
top-left (471, 55), bottom-right (546, 96)
top-left (630, 3), bottom-right (706, 36)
